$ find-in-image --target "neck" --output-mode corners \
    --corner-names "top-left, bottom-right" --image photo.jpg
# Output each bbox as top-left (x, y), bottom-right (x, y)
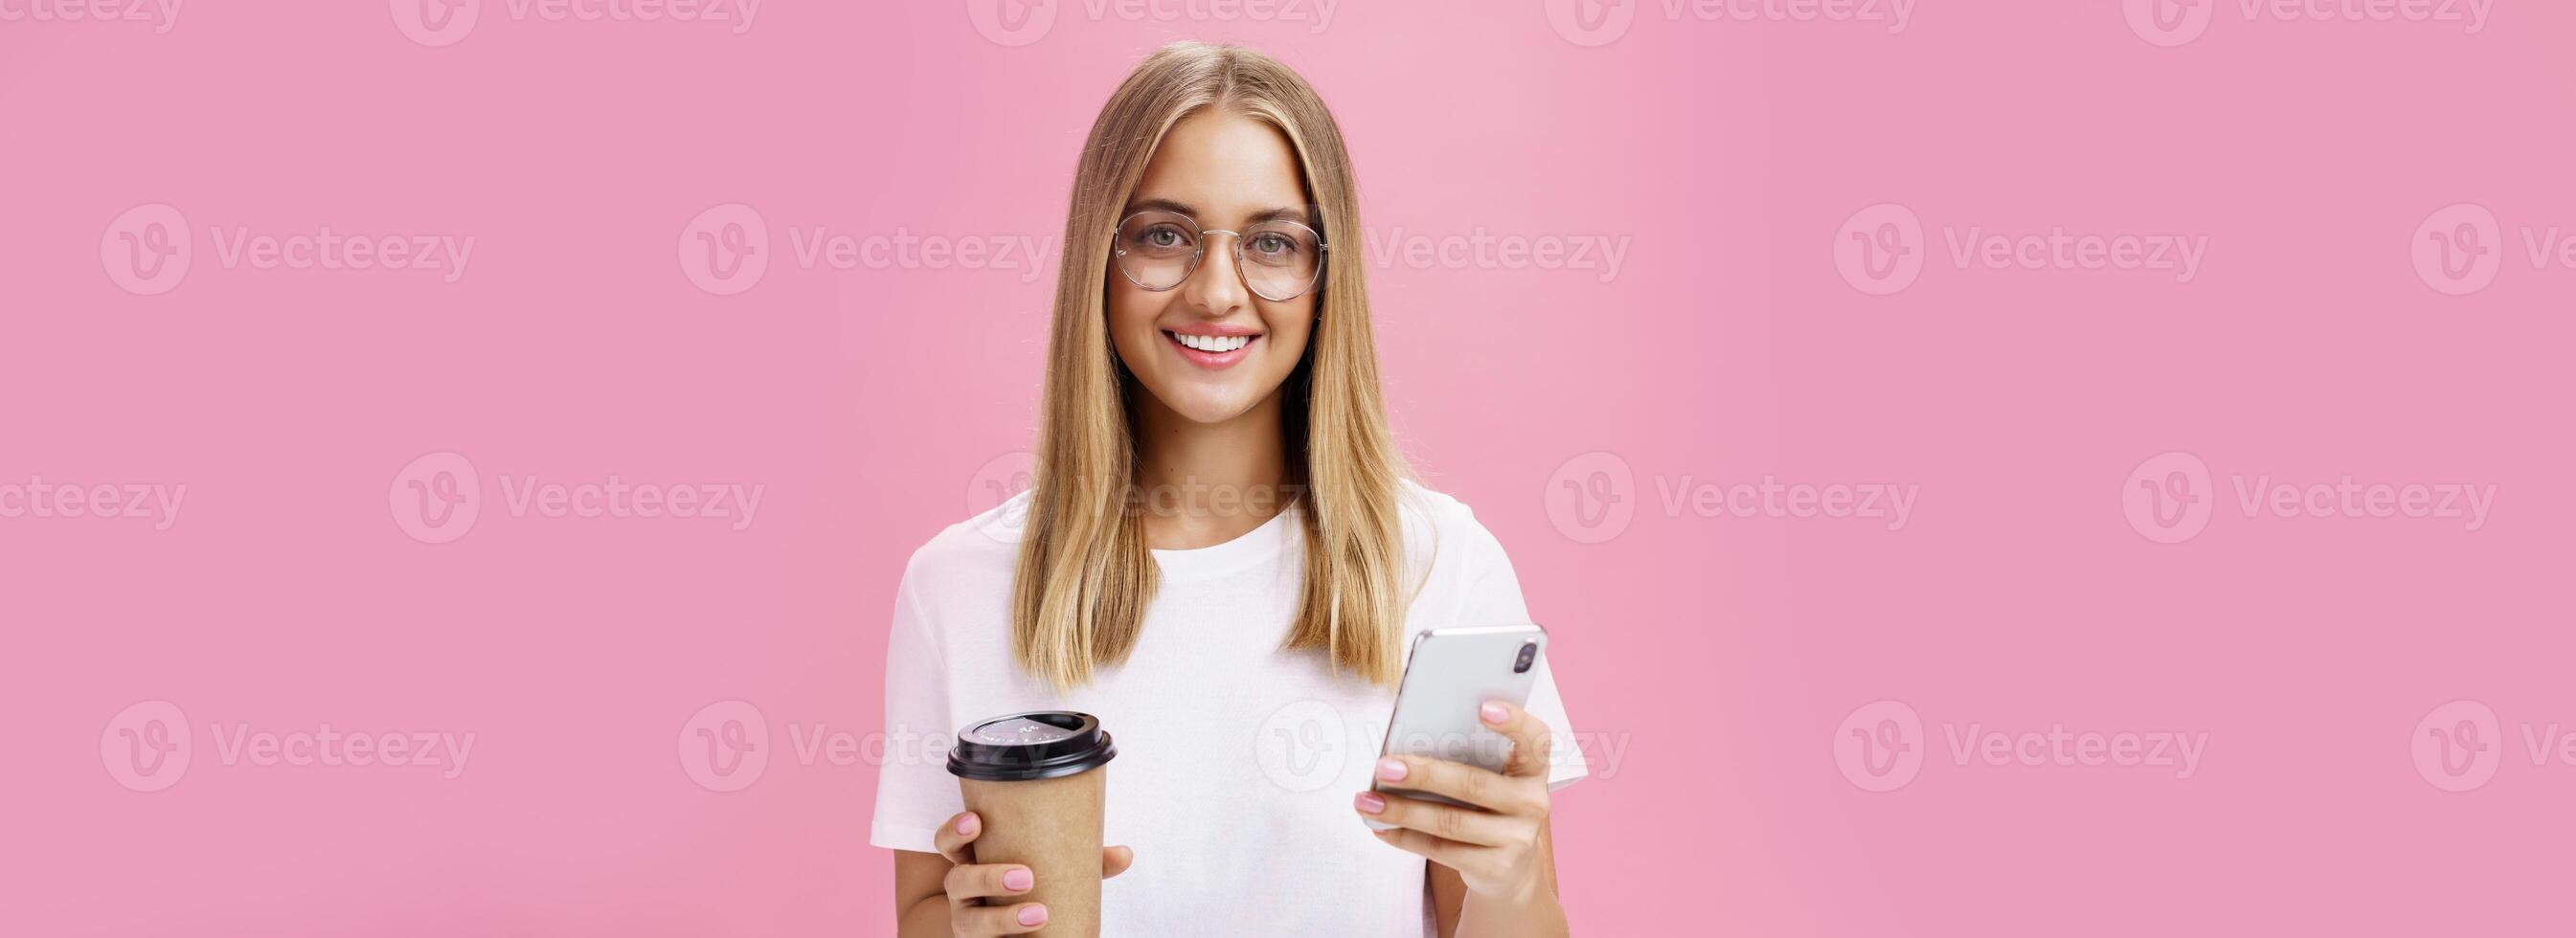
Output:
top-left (1131, 391), bottom-right (1291, 550)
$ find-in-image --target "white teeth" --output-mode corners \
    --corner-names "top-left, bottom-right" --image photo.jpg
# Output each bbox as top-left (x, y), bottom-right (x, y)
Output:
top-left (1173, 333), bottom-right (1250, 352)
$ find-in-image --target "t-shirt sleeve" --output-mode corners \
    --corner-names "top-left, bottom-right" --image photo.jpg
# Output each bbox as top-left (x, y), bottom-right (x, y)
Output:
top-left (869, 559), bottom-right (962, 854)
top-left (1452, 507), bottom-right (1591, 792)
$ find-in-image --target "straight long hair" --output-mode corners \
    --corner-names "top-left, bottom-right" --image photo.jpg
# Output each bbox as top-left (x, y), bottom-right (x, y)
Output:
top-left (1011, 41), bottom-right (1411, 690)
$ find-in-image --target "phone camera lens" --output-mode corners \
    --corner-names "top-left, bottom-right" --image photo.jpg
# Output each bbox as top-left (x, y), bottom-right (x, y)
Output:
top-left (1513, 641), bottom-right (1537, 674)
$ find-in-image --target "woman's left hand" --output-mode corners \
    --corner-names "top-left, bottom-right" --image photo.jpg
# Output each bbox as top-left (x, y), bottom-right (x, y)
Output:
top-left (1354, 700), bottom-right (1558, 902)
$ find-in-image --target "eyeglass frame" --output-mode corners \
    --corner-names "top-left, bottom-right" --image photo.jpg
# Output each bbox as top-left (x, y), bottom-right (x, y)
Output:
top-left (1109, 210), bottom-right (1329, 302)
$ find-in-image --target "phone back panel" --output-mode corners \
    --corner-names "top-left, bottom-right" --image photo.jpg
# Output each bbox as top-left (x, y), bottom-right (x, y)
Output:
top-left (1373, 625), bottom-right (1547, 807)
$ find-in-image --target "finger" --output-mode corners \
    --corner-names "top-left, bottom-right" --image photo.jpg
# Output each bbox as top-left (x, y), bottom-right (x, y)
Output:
top-left (1375, 754), bottom-right (1544, 815)
top-left (940, 861), bottom-right (1036, 903)
top-left (1479, 700), bottom-right (1559, 779)
top-left (932, 812), bottom-right (983, 865)
top-left (1101, 844), bottom-right (1135, 879)
top-left (949, 901), bottom-right (1049, 935)
top-left (1355, 790), bottom-right (1530, 847)
top-left (1368, 824), bottom-right (1487, 871)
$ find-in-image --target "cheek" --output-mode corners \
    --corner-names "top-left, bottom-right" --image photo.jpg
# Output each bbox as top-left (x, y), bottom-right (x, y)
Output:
top-left (1105, 286), bottom-right (1161, 352)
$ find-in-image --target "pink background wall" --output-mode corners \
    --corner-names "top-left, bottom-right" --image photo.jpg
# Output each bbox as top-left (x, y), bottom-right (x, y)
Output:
top-left (8, 1), bottom-right (2571, 935)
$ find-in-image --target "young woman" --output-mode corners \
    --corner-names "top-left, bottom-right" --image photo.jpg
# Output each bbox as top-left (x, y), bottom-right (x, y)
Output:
top-left (871, 42), bottom-right (1586, 937)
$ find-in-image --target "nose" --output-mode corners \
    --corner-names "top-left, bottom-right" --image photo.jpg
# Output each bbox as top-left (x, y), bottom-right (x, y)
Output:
top-left (1179, 232), bottom-right (1250, 316)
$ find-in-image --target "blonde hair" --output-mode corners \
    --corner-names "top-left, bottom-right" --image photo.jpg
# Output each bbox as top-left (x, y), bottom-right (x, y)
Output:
top-left (1011, 41), bottom-right (1411, 690)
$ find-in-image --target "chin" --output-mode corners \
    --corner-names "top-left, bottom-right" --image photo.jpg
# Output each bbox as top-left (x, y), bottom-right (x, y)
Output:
top-left (1152, 383), bottom-right (1269, 425)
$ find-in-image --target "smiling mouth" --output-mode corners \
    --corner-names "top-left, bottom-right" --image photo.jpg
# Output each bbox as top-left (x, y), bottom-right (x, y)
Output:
top-left (1166, 331), bottom-right (1254, 353)
top-left (1164, 330), bottom-right (1259, 368)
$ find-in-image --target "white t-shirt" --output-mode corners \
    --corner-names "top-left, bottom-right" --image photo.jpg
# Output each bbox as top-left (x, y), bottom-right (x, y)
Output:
top-left (870, 481), bottom-right (1587, 937)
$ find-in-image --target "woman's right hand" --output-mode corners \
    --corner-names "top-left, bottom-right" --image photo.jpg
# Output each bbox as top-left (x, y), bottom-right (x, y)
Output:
top-left (932, 811), bottom-right (1135, 936)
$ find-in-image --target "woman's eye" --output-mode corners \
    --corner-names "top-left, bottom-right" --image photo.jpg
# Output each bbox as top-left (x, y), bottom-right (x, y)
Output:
top-left (1249, 234), bottom-right (1291, 256)
top-left (1144, 229), bottom-right (1185, 248)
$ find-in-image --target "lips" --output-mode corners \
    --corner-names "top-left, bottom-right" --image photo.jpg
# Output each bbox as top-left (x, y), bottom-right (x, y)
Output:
top-left (1164, 329), bottom-right (1259, 369)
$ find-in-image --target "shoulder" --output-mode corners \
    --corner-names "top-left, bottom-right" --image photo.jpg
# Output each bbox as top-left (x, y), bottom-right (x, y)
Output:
top-left (1393, 479), bottom-right (1510, 575)
top-left (897, 491), bottom-right (1029, 598)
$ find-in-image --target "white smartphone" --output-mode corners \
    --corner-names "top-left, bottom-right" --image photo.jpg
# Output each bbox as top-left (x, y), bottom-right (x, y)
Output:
top-left (1366, 623), bottom-right (1548, 831)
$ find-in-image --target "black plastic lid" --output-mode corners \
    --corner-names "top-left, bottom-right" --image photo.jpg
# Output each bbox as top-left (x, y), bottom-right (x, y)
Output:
top-left (946, 711), bottom-right (1117, 781)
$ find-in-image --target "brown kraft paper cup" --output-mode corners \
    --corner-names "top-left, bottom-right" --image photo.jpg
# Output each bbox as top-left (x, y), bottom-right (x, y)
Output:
top-left (947, 712), bottom-right (1116, 937)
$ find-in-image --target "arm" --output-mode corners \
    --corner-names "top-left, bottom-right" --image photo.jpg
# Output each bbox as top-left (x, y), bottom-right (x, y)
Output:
top-left (1430, 823), bottom-right (1570, 938)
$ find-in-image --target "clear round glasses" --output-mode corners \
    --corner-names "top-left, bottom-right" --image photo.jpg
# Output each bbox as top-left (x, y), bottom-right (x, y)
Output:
top-left (1112, 210), bottom-right (1327, 302)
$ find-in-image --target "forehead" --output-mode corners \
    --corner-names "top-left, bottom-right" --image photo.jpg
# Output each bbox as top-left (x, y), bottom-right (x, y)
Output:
top-left (1129, 109), bottom-right (1308, 225)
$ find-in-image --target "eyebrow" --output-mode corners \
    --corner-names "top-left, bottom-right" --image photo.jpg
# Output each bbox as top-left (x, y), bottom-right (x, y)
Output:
top-left (1123, 198), bottom-right (1313, 227)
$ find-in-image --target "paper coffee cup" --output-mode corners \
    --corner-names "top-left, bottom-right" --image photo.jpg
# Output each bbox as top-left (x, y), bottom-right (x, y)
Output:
top-left (948, 711), bottom-right (1117, 937)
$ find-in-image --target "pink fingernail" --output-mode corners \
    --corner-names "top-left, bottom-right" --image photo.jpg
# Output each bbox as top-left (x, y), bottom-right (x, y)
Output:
top-left (1354, 792), bottom-right (1386, 815)
top-left (955, 815), bottom-right (978, 836)
top-left (1376, 758), bottom-right (1407, 781)
top-left (1018, 904), bottom-right (1049, 927)
top-left (1481, 701), bottom-right (1509, 724)
top-left (1003, 868), bottom-right (1032, 891)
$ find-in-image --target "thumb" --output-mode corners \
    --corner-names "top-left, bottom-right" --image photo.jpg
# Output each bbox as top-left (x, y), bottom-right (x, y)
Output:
top-left (1101, 844), bottom-right (1136, 879)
